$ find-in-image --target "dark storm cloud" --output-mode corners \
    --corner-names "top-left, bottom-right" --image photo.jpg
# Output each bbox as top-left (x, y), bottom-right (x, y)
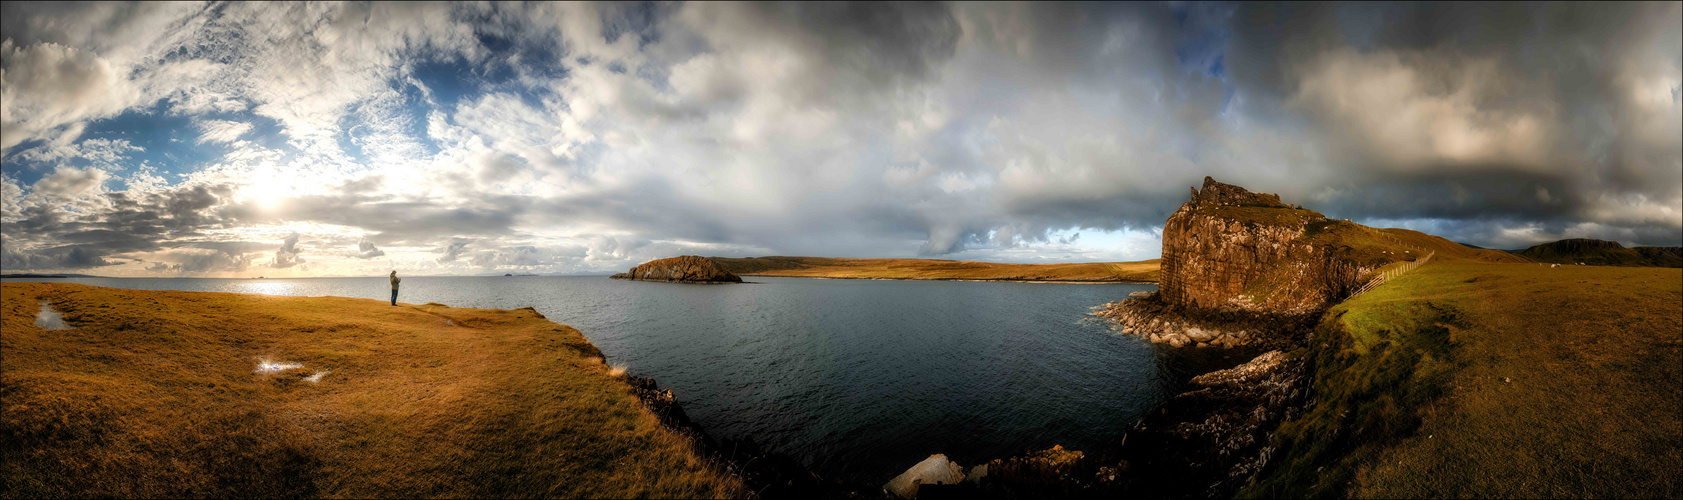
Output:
top-left (1213, 2), bottom-right (1681, 244)
top-left (1, 2), bottom-right (1677, 276)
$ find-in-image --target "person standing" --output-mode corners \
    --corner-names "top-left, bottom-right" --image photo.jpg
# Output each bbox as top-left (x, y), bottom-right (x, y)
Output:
top-left (390, 270), bottom-right (401, 306)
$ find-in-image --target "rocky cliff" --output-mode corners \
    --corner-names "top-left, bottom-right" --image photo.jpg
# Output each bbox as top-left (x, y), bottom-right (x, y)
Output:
top-left (610, 255), bottom-right (743, 283)
top-left (1100, 177), bottom-right (1420, 348)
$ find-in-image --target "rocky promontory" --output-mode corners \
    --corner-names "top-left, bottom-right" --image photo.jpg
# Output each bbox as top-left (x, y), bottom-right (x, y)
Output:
top-left (610, 255), bottom-right (743, 283)
top-left (1097, 177), bottom-right (1412, 348)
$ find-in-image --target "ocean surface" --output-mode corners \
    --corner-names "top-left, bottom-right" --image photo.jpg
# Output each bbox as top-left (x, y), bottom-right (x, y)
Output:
top-left (6, 275), bottom-right (1184, 484)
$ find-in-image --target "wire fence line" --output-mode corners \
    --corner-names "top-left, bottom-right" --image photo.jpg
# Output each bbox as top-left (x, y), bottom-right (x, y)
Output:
top-left (1349, 251), bottom-right (1435, 298)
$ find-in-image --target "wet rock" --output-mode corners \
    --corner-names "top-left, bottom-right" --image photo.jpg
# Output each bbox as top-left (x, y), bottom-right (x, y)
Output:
top-left (1115, 349), bottom-right (1310, 499)
top-left (971, 445), bottom-right (1113, 498)
top-left (884, 454), bottom-right (966, 499)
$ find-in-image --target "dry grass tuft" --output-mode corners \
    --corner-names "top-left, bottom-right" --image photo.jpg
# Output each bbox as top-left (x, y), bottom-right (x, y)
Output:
top-left (1, 282), bottom-right (743, 498)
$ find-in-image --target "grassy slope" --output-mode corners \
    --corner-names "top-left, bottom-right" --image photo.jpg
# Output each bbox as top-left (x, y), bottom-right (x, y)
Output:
top-left (710, 256), bottom-right (1161, 282)
top-left (1243, 262), bottom-right (1681, 498)
top-left (1, 282), bottom-right (741, 499)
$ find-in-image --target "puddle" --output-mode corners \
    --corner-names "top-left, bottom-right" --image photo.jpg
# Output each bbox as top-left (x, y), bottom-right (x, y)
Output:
top-left (34, 302), bottom-right (71, 330)
top-left (255, 358), bottom-right (304, 373)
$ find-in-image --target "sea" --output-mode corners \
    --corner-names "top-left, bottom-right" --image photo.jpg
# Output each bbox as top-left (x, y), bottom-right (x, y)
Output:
top-left (5, 275), bottom-right (1190, 484)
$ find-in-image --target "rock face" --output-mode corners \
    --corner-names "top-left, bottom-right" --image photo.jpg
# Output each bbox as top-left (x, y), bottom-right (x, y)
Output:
top-left (1100, 177), bottom-right (1395, 347)
top-left (610, 255), bottom-right (743, 283)
top-left (1159, 176), bottom-right (1363, 314)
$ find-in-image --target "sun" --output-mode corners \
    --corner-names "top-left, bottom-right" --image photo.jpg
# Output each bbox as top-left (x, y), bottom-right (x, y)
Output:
top-left (241, 175), bottom-right (291, 209)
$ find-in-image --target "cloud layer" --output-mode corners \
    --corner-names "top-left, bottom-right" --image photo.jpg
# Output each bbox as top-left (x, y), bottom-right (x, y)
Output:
top-left (2, 2), bottom-right (1678, 276)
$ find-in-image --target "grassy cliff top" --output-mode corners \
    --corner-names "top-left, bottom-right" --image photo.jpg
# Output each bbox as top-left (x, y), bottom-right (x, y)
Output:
top-left (1246, 262), bottom-right (1682, 498)
top-left (1298, 217), bottom-right (1532, 268)
top-left (1, 282), bottom-right (741, 498)
top-left (711, 256), bottom-right (1160, 282)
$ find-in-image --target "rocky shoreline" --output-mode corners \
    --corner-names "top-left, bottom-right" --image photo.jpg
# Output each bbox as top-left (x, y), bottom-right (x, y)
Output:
top-left (620, 373), bottom-right (856, 499)
top-left (1094, 291), bottom-right (1315, 352)
top-left (864, 348), bottom-right (1311, 499)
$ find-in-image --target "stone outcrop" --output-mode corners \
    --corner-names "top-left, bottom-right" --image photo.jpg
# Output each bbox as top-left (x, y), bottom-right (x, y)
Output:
top-left (610, 255), bottom-right (743, 283)
top-left (1114, 349), bottom-right (1310, 499)
top-left (1099, 177), bottom-right (1394, 347)
top-left (884, 454), bottom-right (966, 499)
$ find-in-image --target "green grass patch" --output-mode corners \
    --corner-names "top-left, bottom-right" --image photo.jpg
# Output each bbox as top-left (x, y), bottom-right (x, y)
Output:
top-left (1242, 263), bottom-right (1682, 498)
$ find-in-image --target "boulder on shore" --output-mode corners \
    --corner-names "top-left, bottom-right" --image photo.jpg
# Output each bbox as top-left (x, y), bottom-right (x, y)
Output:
top-left (884, 454), bottom-right (965, 499)
top-left (609, 255), bottom-right (743, 283)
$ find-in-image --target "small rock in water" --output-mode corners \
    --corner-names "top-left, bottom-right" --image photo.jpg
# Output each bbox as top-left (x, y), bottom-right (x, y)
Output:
top-left (884, 454), bottom-right (965, 499)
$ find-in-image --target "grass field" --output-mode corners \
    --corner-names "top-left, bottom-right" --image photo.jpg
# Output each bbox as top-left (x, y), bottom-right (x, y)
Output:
top-left (1, 282), bottom-right (741, 498)
top-left (710, 256), bottom-right (1160, 282)
top-left (1242, 262), bottom-right (1682, 498)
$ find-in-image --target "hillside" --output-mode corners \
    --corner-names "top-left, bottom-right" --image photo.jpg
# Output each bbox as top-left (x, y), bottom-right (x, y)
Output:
top-left (1245, 262), bottom-right (1682, 498)
top-left (710, 256), bottom-right (1160, 282)
top-left (1516, 238), bottom-right (1683, 267)
top-left (0, 283), bottom-right (741, 498)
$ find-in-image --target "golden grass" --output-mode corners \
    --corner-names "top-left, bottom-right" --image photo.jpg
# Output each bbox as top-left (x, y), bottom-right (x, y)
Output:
top-left (1244, 263), bottom-right (1682, 498)
top-left (711, 256), bottom-right (1160, 282)
top-left (1, 282), bottom-right (742, 499)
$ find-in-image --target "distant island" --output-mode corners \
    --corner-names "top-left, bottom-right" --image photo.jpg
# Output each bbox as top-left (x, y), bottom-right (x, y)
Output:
top-left (610, 255), bottom-right (743, 283)
top-left (710, 256), bottom-right (1160, 283)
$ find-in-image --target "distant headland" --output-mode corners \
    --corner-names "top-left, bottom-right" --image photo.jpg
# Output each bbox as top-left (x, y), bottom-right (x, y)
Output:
top-left (610, 255), bottom-right (743, 283)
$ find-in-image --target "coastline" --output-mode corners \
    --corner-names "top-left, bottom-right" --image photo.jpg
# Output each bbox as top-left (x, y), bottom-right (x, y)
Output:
top-left (739, 274), bottom-right (1159, 285)
top-left (1, 282), bottom-right (745, 498)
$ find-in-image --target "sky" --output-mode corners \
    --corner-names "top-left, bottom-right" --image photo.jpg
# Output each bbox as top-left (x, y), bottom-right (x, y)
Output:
top-left (1, 2), bottom-right (1679, 277)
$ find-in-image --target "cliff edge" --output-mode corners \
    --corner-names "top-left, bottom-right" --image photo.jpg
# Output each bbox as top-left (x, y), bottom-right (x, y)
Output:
top-left (1100, 176), bottom-right (1523, 348)
top-left (611, 255), bottom-right (743, 283)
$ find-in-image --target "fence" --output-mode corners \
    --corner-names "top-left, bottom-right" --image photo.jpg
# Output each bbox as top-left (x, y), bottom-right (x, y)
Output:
top-left (1348, 251), bottom-right (1434, 298)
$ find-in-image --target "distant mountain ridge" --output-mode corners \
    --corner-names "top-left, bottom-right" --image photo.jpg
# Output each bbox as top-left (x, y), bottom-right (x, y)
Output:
top-left (1515, 238), bottom-right (1683, 268)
